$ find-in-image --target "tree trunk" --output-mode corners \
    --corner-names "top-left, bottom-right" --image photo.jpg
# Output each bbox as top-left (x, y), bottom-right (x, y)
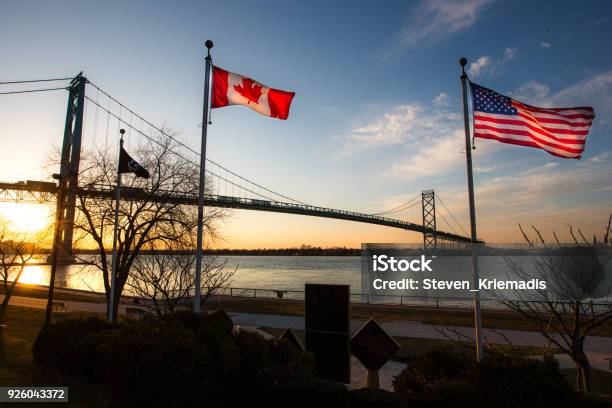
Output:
top-left (574, 354), bottom-right (592, 394)
top-left (105, 284), bottom-right (121, 322)
top-left (0, 268), bottom-right (25, 324)
top-left (0, 296), bottom-right (9, 324)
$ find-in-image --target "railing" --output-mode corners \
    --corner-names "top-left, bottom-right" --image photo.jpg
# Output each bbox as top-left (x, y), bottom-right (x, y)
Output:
top-left (214, 286), bottom-right (612, 311)
top-left (216, 286), bottom-right (503, 309)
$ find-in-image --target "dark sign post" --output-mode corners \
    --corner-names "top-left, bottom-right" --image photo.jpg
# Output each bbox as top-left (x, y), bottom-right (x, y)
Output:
top-left (305, 284), bottom-right (351, 383)
top-left (351, 318), bottom-right (401, 389)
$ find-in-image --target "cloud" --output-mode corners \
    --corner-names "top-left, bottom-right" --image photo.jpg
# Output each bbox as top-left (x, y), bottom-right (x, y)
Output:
top-left (437, 160), bottom-right (612, 241)
top-left (508, 80), bottom-right (550, 102)
top-left (433, 92), bottom-right (449, 106)
top-left (338, 100), bottom-right (464, 169)
top-left (548, 70), bottom-right (612, 106)
top-left (540, 42), bottom-right (551, 48)
top-left (345, 104), bottom-right (425, 146)
top-left (588, 150), bottom-right (612, 163)
top-left (502, 47), bottom-right (518, 62)
top-left (536, 70), bottom-right (612, 126)
top-left (588, 16), bottom-right (608, 27)
top-left (518, 162), bottom-right (558, 175)
top-left (469, 47), bottom-right (519, 77)
top-left (338, 97), bottom-right (499, 179)
top-left (389, 0), bottom-right (492, 55)
top-left (474, 161), bottom-right (612, 221)
top-left (388, 131), bottom-right (467, 178)
top-left (468, 56), bottom-right (492, 77)
top-left (474, 165), bottom-right (497, 173)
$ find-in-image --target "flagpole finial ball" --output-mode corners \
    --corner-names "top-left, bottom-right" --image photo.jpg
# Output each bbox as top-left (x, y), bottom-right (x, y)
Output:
top-left (119, 129), bottom-right (125, 135)
top-left (459, 57), bottom-right (468, 67)
top-left (205, 40), bottom-right (214, 49)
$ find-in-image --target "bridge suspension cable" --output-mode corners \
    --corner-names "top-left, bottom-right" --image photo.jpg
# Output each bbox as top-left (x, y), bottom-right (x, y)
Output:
top-left (370, 194), bottom-right (421, 216)
top-left (0, 87), bottom-right (67, 95)
top-left (437, 210), bottom-right (457, 235)
top-left (437, 195), bottom-right (469, 236)
top-left (0, 77), bottom-right (73, 85)
top-left (85, 81), bottom-right (309, 205)
top-left (83, 94), bottom-right (306, 204)
top-left (0, 74), bottom-right (476, 246)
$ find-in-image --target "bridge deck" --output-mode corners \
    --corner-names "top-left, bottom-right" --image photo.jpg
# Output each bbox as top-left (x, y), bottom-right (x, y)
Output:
top-left (0, 181), bottom-right (475, 243)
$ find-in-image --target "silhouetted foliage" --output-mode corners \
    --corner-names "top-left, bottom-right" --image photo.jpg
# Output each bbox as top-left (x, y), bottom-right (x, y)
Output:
top-left (32, 311), bottom-right (316, 408)
top-left (492, 217), bottom-right (612, 393)
top-left (348, 388), bottom-right (400, 408)
top-left (393, 347), bottom-right (590, 408)
top-left (0, 218), bottom-right (40, 323)
top-left (72, 130), bottom-right (226, 320)
top-left (32, 317), bottom-right (121, 382)
top-left (259, 379), bottom-right (349, 408)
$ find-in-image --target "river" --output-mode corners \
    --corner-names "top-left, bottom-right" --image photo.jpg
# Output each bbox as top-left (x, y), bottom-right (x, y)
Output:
top-left (10, 254), bottom-right (612, 304)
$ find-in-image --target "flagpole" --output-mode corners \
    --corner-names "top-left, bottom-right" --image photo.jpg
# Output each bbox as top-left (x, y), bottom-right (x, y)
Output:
top-left (194, 40), bottom-right (214, 313)
top-left (459, 57), bottom-right (484, 362)
top-left (108, 129), bottom-right (125, 322)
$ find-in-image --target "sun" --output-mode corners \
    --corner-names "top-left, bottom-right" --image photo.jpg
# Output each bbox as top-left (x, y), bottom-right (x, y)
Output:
top-left (0, 202), bottom-right (52, 235)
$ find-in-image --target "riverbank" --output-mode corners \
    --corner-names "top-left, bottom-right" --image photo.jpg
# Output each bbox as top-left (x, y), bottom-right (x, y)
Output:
top-left (3, 282), bottom-right (612, 336)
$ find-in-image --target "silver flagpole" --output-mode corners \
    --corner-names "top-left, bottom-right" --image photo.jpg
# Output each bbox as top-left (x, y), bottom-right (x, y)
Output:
top-left (108, 129), bottom-right (125, 322)
top-left (459, 57), bottom-right (484, 362)
top-left (194, 40), bottom-right (214, 313)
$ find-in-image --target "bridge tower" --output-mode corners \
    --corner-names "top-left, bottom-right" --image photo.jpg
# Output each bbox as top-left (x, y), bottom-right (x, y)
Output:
top-left (56, 73), bottom-right (87, 261)
top-left (421, 190), bottom-right (437, 250)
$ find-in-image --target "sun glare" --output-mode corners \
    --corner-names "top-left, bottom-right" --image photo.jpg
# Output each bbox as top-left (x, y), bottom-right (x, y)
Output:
top-left (0, 202), bottom-right (52, 235)
top-left (16, 264), bottom-right (47, 285)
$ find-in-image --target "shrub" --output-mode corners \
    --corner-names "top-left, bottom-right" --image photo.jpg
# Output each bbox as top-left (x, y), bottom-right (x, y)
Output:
top-left (105, 320), bottom-right (213, 408)
top-left (33, 311), bottom-right (316, 408)
top-left (349, 388), bottom-right (401, 408)
top-left (393, 347), bottom-right (470, 398)
top-left (32, 317), bottom-right (121, 382)
top-left (393, 348), bottom-right (586, 408)
top-left (259, 379), bottom-right (349, 408)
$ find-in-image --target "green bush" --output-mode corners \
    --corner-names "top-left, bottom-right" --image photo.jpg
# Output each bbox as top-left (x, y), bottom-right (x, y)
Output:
top-left (393, 348), bottom-right (587, 408)
top-left (348, 388), bottom-right (401, 408)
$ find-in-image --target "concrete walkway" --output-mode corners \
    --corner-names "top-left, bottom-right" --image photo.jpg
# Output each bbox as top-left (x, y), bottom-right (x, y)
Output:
top-left (230, 312), bottom-right (612, 371)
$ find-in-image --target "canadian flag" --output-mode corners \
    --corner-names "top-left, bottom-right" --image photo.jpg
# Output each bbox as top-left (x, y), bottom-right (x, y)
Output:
top-left (211, 66), bottom-right (295, 120)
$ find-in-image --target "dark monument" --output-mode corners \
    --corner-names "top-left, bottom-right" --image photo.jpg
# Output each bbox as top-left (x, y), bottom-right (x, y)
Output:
top-left (305, 283), bottom-right (351, 383)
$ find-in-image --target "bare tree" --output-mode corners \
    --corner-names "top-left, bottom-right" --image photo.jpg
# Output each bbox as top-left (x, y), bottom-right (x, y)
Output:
top-left (72, 130), bottom-right (225, 320)
top-left (0, 218), bottom-right (38, 323)
top-left (492, 215), bottom-right (612, 393)
top-left (127, 241), bottom-right (235, 317)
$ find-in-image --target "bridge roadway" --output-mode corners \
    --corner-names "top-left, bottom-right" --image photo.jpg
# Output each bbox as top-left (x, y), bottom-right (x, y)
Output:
top-left (0, 180), bottom-right (474, 243)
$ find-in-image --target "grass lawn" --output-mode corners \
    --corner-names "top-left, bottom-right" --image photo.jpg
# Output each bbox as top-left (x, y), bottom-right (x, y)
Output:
top-left (0, 305), bottom-right (103, 407)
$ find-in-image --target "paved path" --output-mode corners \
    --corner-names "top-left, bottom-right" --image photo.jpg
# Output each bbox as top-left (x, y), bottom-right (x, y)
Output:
top-left (230, 312), bottom-right (612, 371)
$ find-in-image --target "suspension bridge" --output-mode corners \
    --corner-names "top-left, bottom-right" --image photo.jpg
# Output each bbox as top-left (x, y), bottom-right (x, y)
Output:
top-left (0, 74), bottom-right (478, 258)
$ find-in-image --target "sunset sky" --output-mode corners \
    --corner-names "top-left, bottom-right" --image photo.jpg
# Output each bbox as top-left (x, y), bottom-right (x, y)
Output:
top-left (1, 0), bottom-right (611, 248)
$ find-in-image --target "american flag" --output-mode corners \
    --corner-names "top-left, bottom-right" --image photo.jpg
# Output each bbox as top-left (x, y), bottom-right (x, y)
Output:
top-left (470, 82), bottom-right (595, 159)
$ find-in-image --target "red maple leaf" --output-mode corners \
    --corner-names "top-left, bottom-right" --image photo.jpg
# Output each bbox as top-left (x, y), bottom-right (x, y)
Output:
top-left (233, 77), bottom-right (263, 105)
